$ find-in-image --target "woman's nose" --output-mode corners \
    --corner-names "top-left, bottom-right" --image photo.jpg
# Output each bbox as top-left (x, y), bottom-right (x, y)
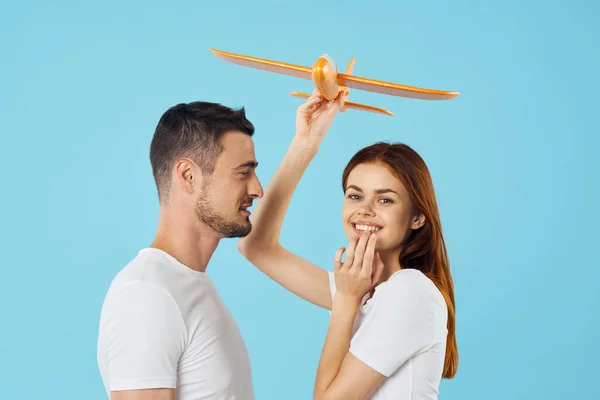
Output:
top-left (357, 204), bottom-right (375, 216)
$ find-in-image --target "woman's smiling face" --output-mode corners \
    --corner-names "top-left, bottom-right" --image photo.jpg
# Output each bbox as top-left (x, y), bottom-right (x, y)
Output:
top-left (342, 162), bottom-right (423, 252)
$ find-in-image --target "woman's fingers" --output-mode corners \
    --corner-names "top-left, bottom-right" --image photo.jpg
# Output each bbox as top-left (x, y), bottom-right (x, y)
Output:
top-left (334, 247), bottom-right (346, 272)
top-left (342, 236), bottom-right (358, 270)
top-left (350, 231), bottom-right (370, 273)
top-left (372, 252), bottom-right (385, 284)
top-left (360, 233), bottom-right (377, 277)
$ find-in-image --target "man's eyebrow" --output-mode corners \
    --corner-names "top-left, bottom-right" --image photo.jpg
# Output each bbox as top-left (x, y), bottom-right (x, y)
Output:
top-left (346, 185), bottom-right (398, 195)
top-left (234, 161), bottom-right (258, 169)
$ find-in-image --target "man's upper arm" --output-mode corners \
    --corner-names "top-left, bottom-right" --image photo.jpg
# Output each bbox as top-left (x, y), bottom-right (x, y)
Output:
top-left (99, 281), bottom-right (186, 393)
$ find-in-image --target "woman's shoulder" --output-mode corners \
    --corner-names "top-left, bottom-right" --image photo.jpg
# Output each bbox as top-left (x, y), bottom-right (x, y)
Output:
top-left (374, 268), bottom-right (446, 308)
top-left (380, 268), bottom-right (434, 290)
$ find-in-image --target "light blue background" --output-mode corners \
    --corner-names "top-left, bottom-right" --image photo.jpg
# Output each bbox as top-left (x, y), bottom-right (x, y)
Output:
top-left (1, 1), bottom-right (598, 399)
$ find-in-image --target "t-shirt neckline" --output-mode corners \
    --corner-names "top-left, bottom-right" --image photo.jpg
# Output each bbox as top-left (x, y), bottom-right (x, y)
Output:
top-left (139, 247), bottom-right (208, 279)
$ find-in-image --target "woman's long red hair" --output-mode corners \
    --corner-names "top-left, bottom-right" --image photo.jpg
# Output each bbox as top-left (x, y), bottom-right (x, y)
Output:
top-left (342, 142), bottom-right (458, 379)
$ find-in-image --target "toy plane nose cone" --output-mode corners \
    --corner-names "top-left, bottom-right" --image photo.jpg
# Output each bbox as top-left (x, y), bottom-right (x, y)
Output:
top-left (319, 54), bottom-right (337, 72)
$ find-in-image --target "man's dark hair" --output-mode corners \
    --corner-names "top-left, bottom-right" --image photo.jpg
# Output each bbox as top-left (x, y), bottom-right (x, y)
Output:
top-left (149, 101), bottom-right (254, 200)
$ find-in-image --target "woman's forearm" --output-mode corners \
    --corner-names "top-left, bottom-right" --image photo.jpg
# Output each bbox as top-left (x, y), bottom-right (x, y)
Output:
top-left (240, 135), bottom-right (322, 251)
top-left (314, 294), bottom-right (361, 399)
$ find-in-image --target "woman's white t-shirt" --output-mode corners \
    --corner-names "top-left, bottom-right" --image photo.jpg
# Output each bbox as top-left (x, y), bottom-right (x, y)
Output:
top-left (327, 268), bottom-right (448, 400)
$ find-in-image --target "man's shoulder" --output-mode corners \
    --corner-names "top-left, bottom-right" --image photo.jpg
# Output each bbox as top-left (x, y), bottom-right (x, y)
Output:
top-left (103, 248), bottom-right (218, 316)
top-left (102, 249), bottom-right (174, 305)
top-left (106, 249), bottom-right (155, 286)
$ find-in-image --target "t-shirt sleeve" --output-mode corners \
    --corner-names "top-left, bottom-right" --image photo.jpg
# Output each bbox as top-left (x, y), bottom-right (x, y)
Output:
top-left (99, 281), bottom-right (187, 391)
top-left (349, 272), bottom-right (440, 377)
top-left (328, 271), bottom-right (337, 301)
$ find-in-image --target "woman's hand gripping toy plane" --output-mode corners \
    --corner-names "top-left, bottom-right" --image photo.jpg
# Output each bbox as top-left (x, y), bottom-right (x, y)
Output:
top-left (209, 48), bottom-right (459, 117)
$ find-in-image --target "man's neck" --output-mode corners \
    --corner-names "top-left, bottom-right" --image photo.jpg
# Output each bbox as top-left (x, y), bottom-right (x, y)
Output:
top-left (150, 207), bottom-right (220, 273)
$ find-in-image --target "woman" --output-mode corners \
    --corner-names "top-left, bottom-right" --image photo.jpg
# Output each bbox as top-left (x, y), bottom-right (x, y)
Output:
top-left (238, 91), bottom-right (458, 399)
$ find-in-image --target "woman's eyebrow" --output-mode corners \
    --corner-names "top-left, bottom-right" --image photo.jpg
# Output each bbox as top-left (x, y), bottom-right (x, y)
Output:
top-left (347, 185), bottom-right (398, 195)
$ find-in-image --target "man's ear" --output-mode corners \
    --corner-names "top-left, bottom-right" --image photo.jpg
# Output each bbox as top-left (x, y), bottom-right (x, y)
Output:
top-left (410, 213), bottom-right (426, 230)
top-left (174, 158), bottom-right (201, 194)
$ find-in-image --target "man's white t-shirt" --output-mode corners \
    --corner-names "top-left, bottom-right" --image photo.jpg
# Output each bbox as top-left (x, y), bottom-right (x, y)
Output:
top-left (328, 268), bottom-right (448, 400)
top-left (97, 248), bottom-right (254, 399)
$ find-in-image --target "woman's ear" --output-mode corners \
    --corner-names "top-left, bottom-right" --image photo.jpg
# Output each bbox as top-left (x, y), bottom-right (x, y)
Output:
top-left (410, 213), bottom-right (426, 230)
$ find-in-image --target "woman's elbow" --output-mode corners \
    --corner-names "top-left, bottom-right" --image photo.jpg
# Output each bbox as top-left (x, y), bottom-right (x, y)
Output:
top-left (313, 390), bottom-right (334, 400)
top-left (237, 238), bottom-right (254, 259)
top-left (237, 237), bottom-right (274, 260)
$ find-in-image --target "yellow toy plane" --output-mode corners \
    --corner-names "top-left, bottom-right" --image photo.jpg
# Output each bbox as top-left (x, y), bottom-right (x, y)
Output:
top-left (209, 48), bottom-right (459, 117)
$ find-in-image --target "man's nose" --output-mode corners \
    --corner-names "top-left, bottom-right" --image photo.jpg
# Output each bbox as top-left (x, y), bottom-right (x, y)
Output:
top-left (249, 175), bottom-right (263, 199)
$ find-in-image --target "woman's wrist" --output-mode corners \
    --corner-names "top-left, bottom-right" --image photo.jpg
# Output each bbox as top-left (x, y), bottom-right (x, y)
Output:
top-left (333, 292), bottom-right (362, 312)
top-left (292, 133), bottom-right (323, 151)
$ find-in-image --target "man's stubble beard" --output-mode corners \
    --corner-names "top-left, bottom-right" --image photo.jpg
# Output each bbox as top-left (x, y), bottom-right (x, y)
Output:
top-left (194, 179), bottom-right (252, 238)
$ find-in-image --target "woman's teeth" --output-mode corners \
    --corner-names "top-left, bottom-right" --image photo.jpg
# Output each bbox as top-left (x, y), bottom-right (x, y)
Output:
top-left (353, 224), bottom-right (381, 232)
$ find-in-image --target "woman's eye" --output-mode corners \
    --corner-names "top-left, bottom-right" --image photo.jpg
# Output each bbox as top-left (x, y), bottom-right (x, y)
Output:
top-left (347, 194), bottom-right (360, 200)
top-left (379, 198), bottom-right (393, 204)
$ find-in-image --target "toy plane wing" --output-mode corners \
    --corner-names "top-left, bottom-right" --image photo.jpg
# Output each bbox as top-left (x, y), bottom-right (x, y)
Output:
top-left (210, 48), bottom-right (458, 100)
top-left (337, 74), bottom-right (459, 100)
top-left (209, 48), bottom-right (312, 80)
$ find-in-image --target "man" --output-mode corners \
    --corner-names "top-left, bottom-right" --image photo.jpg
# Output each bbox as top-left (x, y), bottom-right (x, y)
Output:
top-left (96, 101), bottom-right (263, 400)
